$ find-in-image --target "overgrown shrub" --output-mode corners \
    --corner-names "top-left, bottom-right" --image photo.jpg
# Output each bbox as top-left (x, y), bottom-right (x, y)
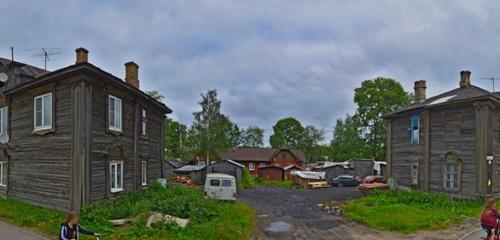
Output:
top-left (238, 169), bottom-right (256, 189)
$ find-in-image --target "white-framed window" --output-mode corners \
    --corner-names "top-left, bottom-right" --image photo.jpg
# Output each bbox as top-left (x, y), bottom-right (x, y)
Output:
top-left (141, 161), bottom-right (147, 186)
top-left (444, 163), bottom-right (460, 190)
top-left (249, 162), bottom-right (255, 171)
top-left (259, 163), bottom-right (266, 168)
top-left (410, 115), bottom-right (419, 144)
top-left (110, 161), bottom-right (124, 192)
top-left (108, 95), bottom-right (122, 131)
top-left (0, 107), bottom-right (8, 136)
top-left (34, 93), bottom-right (53, 130)
top-left (0, 161), bottom-right (6, 187)
top-left (141, 109), bottom-right (147, 136)
top-left (411, 162), bottom-right (419, 185)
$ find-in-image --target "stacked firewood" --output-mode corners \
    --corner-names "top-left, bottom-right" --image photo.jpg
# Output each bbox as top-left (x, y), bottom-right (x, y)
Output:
top-left (172, 176), bottom-right (192, 185)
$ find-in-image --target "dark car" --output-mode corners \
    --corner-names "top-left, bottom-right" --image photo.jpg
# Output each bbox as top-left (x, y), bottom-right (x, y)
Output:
top-left (360, 175), bottom-right (386, 184)
top-left (331, 175), bottom-right (359, 187)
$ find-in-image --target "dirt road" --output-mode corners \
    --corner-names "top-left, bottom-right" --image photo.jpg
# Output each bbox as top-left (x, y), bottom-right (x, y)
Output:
top-left (238, 186), bottom-right (481, 240)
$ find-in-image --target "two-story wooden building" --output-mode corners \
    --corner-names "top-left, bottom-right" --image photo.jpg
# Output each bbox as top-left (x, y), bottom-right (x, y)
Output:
top-left (219, 147), bottom-right (304, 175)
top-left (384, 70), bottom-right (500, 199)
top-left (0, 48), bottom-right (171, 211)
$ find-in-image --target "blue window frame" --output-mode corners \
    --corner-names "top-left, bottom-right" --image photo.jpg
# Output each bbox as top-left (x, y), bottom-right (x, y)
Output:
top-left (411, 115), bottom-right (420, 144)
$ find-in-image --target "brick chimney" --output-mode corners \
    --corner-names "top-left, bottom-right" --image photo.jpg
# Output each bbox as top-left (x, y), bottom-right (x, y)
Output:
top-left (414, 80), bottom-right (427, 103)
top-left (460, 70), bottom-right (471, 88)
top-left (75, 47), bottom-right (88, 64)
top-left (125, 61), bottom-right (139, 89)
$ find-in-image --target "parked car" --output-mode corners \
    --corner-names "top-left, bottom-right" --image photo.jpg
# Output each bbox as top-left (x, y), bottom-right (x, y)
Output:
top-left (204, 173), bottom-right (237, 201)
top-left (360, 175), bottom-right (386, 184)
top-left (330, 175), bottom-right (359, 187)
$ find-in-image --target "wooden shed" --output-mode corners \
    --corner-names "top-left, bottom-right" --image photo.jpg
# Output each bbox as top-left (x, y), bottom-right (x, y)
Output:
top-left (258, 166), bottom-right (285, 181)
top-left (164, 158), bottom-right (183, 178)
top-left (349, 159), bottom-right (375, 178)
top-left (173, 165), bottom-right (206, 184)
top-left (206, 160), bottom-right (245, 183)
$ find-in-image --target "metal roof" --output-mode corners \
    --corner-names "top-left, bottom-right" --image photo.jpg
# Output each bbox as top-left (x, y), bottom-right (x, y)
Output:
top-left (206, 173), bottom-right (236, 179)
top-left (384, 85), bottom-right (497, 118)
top-left (174, 165), bottom-right (206, 172)
top-left (219, 147), bottom-right (305, 162)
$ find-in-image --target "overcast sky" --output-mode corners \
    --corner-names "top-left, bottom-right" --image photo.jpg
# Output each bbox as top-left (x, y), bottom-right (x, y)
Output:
top-left (2, 1), bottom-right (500, 144)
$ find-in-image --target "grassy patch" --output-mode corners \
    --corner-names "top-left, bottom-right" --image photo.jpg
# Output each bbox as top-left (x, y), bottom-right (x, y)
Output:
top-left (255, 178), bottom-right (294, 189)
top-left (0, 197), bottom-right (65, 236)
top-left (238, 169), bottom-right (256, 189)
top-left (0, 184), bottom-right (256, 240)
top-left (342, 190), bottom-right (483, 233)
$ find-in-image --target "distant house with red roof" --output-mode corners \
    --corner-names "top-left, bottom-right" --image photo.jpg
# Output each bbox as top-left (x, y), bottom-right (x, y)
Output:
top-left (219, 147), bottom-right (304, 175)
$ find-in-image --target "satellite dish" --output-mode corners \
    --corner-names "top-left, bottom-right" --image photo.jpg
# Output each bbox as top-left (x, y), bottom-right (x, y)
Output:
top-left (0, 73), bottom-right (7, 82)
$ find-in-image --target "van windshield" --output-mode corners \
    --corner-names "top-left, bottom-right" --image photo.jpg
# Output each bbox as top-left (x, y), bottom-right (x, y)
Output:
top-left (210, 179), bottom-right (220, 186)
top-left (222, 179), bottom-right (232, 187)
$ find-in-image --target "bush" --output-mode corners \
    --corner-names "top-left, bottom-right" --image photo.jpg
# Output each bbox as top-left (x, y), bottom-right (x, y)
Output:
top-left (238, 169), bottom-right (256, 189)
top-left (342, 190), bottom-right (483, 233)
top-left (0, 183), bottom-right (256, 240)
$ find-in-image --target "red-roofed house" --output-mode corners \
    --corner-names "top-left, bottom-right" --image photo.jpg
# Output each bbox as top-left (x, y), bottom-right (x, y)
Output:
top-left (219, 147), bottom-right (304, 175)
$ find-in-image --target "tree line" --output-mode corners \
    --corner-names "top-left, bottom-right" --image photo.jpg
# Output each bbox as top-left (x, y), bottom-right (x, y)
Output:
top-left (148, 76), bottom-right (411, 163)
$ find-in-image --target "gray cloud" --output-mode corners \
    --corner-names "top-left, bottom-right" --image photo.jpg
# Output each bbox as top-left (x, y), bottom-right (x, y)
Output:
top-left (1, 0), bottom-right (500, 143)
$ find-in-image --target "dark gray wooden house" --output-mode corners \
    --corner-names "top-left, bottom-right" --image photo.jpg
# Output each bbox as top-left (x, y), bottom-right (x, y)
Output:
top-left (0, 48), bottom-right (171, 211)
top-left (206, 160), bottom-right (244, 183)
top-left (384, 70), bottom-right (500, 199)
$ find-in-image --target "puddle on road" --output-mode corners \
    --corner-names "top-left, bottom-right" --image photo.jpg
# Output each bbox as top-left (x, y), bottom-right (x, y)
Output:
top-left (264, 221), bottom-right (292, 234)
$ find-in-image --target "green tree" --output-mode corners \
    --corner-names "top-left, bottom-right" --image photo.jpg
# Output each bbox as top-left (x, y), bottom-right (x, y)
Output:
top-left (240, 126), bottom-right (264, 147)
top-left (164, 119), bottom-right (188, 159)
top-left (146, 90), bottom-right (164, 102)
top-left (269, 117), bottom-right (304, 149)
top-left (189, 90), bottom-right (239, 163)
top-left (330, 114), bottom-right (365, 161)
top-left (353, 77), bottom-right (412, 160)
top-left (299, 125), bottom-right (325, 162)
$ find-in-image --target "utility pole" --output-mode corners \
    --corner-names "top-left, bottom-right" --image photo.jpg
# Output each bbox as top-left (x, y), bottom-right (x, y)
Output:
top-left (206, 100), bottom-right (210, 165)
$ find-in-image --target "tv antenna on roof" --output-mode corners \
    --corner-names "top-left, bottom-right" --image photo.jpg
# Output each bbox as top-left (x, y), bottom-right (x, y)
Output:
top-left (25, 48), bottom-right (61, 70)
top-left (480, 77), bottom-right (500, 92)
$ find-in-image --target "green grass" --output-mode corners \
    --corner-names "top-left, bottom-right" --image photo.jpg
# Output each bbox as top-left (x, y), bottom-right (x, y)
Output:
top-left (238, 169), bottom-right (256, 189)
top-left (0, 184), bottom-right (256, 240)
top-left (0, 197), bottom-right (65, 236)
top-left (342, 190), bottom-right (484, 233)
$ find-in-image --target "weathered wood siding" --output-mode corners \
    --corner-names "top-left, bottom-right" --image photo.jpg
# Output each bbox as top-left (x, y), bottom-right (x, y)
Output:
top-left (390, 111), bottom-right (426, 188)
top-left (428, 105), bottom-right (477, 198)
top-left (88, 80), bottom-right (165, 203)
top-left (349, 159), bottom-right (374, 177)
top-left (8, 82), bottom-right (73, 210)
top-left (390, 104), bottom-right (479, 198)
top-left (206, 161), bottom-right (243, 183)
top-left (491, 109), bottom-right (500, 197)
top-left (258, 167), bottom-right (284, 181)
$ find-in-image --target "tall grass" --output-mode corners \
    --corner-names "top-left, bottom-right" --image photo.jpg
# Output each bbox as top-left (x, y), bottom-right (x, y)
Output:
top-left (342, 190), bottom-right (484, 233)
top-left (0, 183), bottom-right (256, 240)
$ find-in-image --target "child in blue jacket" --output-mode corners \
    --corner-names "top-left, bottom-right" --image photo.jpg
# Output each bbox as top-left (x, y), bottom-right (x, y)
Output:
top-left (59, 211), bottom-right (100, 240)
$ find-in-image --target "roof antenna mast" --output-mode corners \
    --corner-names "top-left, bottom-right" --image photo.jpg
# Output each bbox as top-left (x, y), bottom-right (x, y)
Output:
top-left (10, 47), bottom-right (14, 62)
top-left (25, 48), bottom-right (62, 70)
top-left (480, 77), bottom-right (500, 92)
